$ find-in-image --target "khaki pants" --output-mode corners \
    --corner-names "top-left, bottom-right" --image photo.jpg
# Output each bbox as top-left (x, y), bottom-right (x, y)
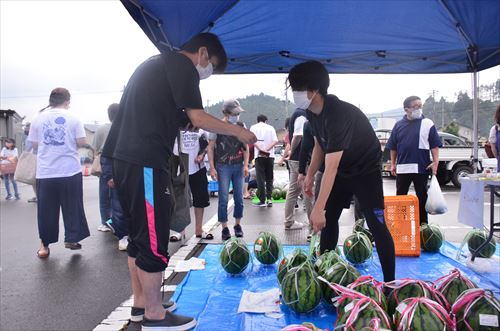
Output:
top-left (284, 160), bottom-right (313, 227)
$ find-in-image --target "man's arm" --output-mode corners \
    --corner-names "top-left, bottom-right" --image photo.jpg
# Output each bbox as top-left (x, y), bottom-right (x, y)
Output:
top-left (492, 144), bottom-right (498, 158)
top-left (266, 139), bottom-right (279, 152)
top-left (207, 140), bottom-right (217, 180)
top-left (302, 138), bottom-right (325, 197)
top-left (243, 145), bottom-right (249, 177)
top-left (428, 147), bottom-right (439, 175)
top-left (186, 109), bottom-right (255, 144)
top-left (390, 150), bottom-right (397, 177)
top-left (289, 135), bottom-right (302, 157)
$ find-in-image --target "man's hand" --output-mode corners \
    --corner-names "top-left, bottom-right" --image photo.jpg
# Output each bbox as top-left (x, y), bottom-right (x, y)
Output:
top-left (244, 166), bottom-right (249, 177)
top-left (237, 127), bottom-right (257, 145)
top-left (297, 174), bottom-right (306, 190)
top-left (210, 168), bottom-right (218, 181)
top-left (426, 161), bottom-right (438, 176)
top-left (107, 179), bottom-right (115, 188)
top-left (310, 206), bottom-right (326, 233)
top-left (390, 164), bottom-right (397, 177)
top-left (195, 154), bottom-right (204, 164)
top-left (303, 174), bottom-right (314, 198)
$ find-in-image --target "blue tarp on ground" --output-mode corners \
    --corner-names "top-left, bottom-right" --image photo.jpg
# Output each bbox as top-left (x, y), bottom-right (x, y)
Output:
top-left (171, 242), bottom-right (499, 331)
top-left (121, 0), bottom-right (500, 74)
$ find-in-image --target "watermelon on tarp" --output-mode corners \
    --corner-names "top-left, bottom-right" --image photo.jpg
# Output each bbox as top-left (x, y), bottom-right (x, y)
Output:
top-left (254, 232), bottom-right (281, 265)
top-left (393, 297), bottom-right (454, 331)
top-left (347, 275), bottom-right (388, 311)
top-left (451, 288), bottom-right (500, 331)
top-left (353, 218), bottom-right (374, 243)
top-left (314, 250), bottom-right (344, 277)
top-left (385, 279), bottom-right (449, 314)
top-left (434, 269), bottom-right (476, 306)
top-left (467, 229), bottom-right (497, 258)
top-left (281, 262), bottom-right (322, 313)
top-left (420, 223), bottom-right (444, 252)
top-left (321, 262), bottom-right (360, 305)
top-left (219, 237), bottom-right (250, 275)
top-left (343, 232), bottom-right (372, 264)
top-left (277, 248), bottom-right (309, 284)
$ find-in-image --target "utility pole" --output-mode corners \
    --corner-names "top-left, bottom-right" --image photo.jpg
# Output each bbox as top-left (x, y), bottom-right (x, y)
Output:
top-left (441, 98), bottom-right (445, 129)
top-left (431, 90), bottom-right (438, 127)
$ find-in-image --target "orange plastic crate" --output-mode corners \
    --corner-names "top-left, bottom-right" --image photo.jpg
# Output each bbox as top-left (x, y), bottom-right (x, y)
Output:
top-left (384, 195), bottom-right (421, 256)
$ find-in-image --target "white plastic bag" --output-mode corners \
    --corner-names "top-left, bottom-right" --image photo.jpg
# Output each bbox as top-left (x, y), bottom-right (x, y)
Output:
top-left (425, 175), bottom-right (448, 214)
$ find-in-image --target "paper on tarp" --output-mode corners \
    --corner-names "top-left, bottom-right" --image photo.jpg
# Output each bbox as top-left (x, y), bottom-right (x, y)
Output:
top-left (458, 178), bottom-right (484, 228)
top-left (173, 257), bottom-right (206, 272)
top-left (238, 288), bottom-right (281, 315)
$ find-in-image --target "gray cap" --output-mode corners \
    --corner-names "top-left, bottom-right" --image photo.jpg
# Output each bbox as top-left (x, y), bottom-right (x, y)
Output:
top-left (222, 99), bottom-right (245, 115)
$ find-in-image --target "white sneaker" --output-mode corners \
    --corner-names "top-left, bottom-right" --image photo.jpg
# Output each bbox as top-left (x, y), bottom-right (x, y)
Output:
top-left (97, 224), bottom-right (111, 232)
top-left (285, 222), bottom-right (304, 230)
top-left (118, 236), bottom-right (129, 251)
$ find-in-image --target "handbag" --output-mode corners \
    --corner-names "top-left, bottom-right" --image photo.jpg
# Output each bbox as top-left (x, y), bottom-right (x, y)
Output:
top-left (14, 152), bottom-right (36, 185)
top-left (168, 151), bottom-right (191, 233)
top-left (91, 153), bottom-right (102, 176)
top-left (0, 161), bottom-right (17, 175)
top-left (425, 175), bottom-right (448, 215)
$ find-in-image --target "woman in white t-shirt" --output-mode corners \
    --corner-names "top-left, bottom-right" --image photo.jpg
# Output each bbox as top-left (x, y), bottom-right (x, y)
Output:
top-left (0, 138), bottom-right (20, 200)
top-left (27, 88), bottom-right (90, 258)
top-left (488, 104), bottom-right (500, 172)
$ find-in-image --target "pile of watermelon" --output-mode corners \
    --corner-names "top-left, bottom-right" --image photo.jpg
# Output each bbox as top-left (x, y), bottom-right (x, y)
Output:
top-left (451, 288), bottom-right (500, 330)
top-left (281, 262), bottom-right (322, 313)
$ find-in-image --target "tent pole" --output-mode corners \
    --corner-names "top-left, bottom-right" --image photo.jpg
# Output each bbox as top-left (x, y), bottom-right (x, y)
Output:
top-left (472, 69), bottom-right (479, 173)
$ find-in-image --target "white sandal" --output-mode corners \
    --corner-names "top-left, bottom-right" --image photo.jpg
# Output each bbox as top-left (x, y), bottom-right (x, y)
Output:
top-left (169, 232), bottom-right (185, 242)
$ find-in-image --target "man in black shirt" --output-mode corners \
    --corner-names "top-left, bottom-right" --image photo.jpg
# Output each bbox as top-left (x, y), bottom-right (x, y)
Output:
top-left (102, 33), bottom-right (256, 330)
top-left (287, 60), bottom-right (395, 282)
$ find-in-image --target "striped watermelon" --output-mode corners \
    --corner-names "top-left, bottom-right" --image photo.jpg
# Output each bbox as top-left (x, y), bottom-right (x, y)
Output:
top-left (281, 188), bottom-right (288, 199)
top-left (334, 294), bottom-right (392, 331)
top-left (254, 232), bottom-right (281, 265)
top-left (386, 279), bottom-right (448, 315)
top-left (467, 229), bottom-right (497, 258)
top-left (272, 189), bottom-right (282, 200)
top-left (347, 276), bottom-right (388, 311)
top-left (434, 269), bottom-right (476, 306)
top-left (393, 297), bottom-right (454, 331)
top-left (322, 262), bottom-right (360, 305)
top-left (452, 288), bottom-right (500, 331)
top-left (420, 223), bottom-right (444, 252)
top-left (353, 218), bottom-right (374, 243)
top-left (281, 262), bottom-right (322, 313)
top-left (277, 249), bottom-right (309, 284)
top-left (314, 250), bottom-right (344, 276)
top-left (219, 237), bottom-right (250, 274)
top-left (343, 232), bottom-right (372, 264)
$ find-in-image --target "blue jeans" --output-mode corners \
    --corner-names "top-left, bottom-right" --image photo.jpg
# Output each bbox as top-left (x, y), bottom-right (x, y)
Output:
top-left (3, 174), bottom-right (19, 198)
top-left (217, 163), bottom-right (244, 223)
top-left (99, 176), bottom-right (112, 224)
top-left (108, 187), bottom-right (128, 239)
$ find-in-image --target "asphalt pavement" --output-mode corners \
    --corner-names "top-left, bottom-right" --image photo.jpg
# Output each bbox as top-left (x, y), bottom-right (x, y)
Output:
top-left (0, 171), bottom-right (490, 330)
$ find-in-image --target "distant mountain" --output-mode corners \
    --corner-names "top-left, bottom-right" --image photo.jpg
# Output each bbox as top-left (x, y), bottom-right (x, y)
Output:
top-left (205, 93), bottom-right (294, 130)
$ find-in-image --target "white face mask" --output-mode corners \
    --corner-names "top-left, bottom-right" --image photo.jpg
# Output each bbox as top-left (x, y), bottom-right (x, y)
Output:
top-left (196, 51), bottom-right (213, 80)
top-left (228, 115), bottom-right (239, 124)
top-left (408, 108), bottom-right (423, 120)
top-left (292, 91), bottom-right (314, 110)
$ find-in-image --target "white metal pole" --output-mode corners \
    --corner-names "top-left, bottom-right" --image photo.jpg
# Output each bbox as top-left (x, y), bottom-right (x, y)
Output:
top-left (472, 69), bottom-right (479, 173)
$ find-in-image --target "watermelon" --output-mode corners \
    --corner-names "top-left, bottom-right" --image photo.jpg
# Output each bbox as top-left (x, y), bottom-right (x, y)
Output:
top-left (393, 297), bottom-right (454, 331)
top-left (347, 276), bottom-right (388, 311)
top-left (281, 262), bottom-right (322, 313)
top-left (277, 249), bottom-right (309, 284)
top-left (452, 288), bottom-right (500, 331)
top-left (420, 223), bottom-right (444, 252)
top-left (434, 269), bottom-right (476, 306)
top-left (321, 262), bottom-right (360, 305)
top-left (281, 188), bottom-right (288, 199)
top-left (315, 250), bottom-right (343, 277)
top-left (353, 218), bottom-right (374, 243)
top-left (254, 232), bottom-right (281, 265)
top-left (467, 229), bottom-right (496, 258)
top-left (343, 232), bottom-right (372, 264)
top-left (308, 234), bottom-right (321, 263)
top-left (219, 237), bottom-right (250, 274)
top-left (272, 188), bottom-right (282, 200)
top-left (385, 279), bottom-right (447, 315)
top-left (335, 295), bottom-right (392, 331)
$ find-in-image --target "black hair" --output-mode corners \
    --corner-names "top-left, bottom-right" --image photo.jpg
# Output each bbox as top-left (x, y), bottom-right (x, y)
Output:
top-left (49, 87), bottom-right (71, 108)
top-left (108, 103), bottom-right (119, 122)
top-left (403, 96), bottom-right (421, 109)
top-left (284, 117), bottom-right (290, 130)
top-left (4, 138), bottom-right (16, 149)
top-left (257, 114), bottom-right (267, 123)
top-left (181, 33), bottom-right (227, 74)
top-left (287, 61), bottom-right (329, 96)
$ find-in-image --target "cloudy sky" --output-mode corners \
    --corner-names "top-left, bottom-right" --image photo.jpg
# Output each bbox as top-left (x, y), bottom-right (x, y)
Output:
top-left (1, 1), bottom-right (499, 124)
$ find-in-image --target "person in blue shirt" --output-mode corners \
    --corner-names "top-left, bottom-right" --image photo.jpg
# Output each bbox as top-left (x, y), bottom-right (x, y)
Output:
top-left (386, 95), bottom-right (442, 225)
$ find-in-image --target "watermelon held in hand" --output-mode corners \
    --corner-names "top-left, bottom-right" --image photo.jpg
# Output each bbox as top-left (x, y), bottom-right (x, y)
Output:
top-left (281, 262), bottom-right (322, 313)
top-left (277, 248), bottom-right (309, 285)
top-left (434, 269), bottom-right (476, 306)
top-left (254, 232), bottom-right (281, 265)
top-left (272, 189), bottom-right (282, 200)
top-left (467, 229), bottom-right (496, 258)
top-left (343, 232), bottom-right (373, 264)
top-left (420, 223), bottom-right (444, 252)
top-left (219, 237), bottom-right (250, 275)
top-left (321, 262), bottom-right (360, 305)
top-left (451, 288), bottom-right (500, 331)
top-left (393, 297), bottom-right (454, 331)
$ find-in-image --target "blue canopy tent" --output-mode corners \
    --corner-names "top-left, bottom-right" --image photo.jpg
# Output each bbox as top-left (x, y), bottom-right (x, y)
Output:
top-left (121, 0), bottom-right (500, 166)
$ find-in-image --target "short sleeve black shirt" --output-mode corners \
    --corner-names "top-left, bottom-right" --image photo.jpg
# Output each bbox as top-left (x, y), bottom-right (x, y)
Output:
top-left (102, 52), bottom-right (203, 169)
top-left (306, 95), bottom-right (381, 178)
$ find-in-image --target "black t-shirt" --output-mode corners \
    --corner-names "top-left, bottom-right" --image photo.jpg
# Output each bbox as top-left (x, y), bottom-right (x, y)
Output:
top-left (306, 95), bottom-right (381, 178)
top-left (103, 52), bottom-right (203, 169)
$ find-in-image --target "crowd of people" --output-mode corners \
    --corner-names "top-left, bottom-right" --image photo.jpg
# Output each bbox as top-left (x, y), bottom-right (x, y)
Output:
top-left (5, 31), bottom-right (492, 331)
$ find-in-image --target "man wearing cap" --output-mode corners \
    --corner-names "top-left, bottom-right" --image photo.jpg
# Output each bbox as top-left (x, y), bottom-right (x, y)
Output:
top-left (207, 99), bottom-right (249, 241)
